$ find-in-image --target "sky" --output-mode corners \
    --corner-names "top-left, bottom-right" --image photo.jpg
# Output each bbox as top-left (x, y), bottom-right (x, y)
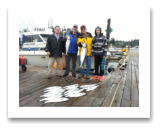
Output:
top-left (19, 7), bottom-right (140, 41)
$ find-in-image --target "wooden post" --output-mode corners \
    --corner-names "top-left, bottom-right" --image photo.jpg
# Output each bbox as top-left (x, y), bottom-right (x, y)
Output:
top-left (106, 18), bottom-right (111, 51)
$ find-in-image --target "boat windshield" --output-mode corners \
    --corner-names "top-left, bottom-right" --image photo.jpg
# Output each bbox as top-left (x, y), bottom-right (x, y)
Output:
top-left (40, 34), bottom-right (50, 42)
top-left (24, 35), bottom-right (43, 42)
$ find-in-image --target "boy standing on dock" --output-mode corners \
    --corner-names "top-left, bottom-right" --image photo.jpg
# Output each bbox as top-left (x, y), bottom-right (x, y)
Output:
top-left (92, 26), bottom-right (107, 81)
top-left (45, 26), bottom-right (65, 79)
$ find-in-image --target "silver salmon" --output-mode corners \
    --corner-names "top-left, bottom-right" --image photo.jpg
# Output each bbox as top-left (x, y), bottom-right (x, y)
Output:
top-left (66, 36), bottom-right (70, 55)
top-left (79, 44), bottom-right (87, 69)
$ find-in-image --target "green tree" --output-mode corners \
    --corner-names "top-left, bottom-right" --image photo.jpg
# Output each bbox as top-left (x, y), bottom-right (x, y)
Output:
top-left (110, 38), bottom-right (115, 45)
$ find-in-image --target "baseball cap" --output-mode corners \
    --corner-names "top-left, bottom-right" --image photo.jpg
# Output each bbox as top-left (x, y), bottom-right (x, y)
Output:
top-left (80, 25), bottom-right (86, 29)
top-left (73, 24), bottom-right (78, 28)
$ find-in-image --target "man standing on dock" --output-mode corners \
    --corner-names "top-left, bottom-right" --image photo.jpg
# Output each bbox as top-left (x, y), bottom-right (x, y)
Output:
top-left (45, 26), bottom-right (65, 79)
top-left (77, 25), bottom-right (93, 79)
top-left (63, 24), bottom-right (80, 77)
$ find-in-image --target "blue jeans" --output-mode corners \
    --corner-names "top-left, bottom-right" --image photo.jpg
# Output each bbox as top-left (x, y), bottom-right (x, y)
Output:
top-left (79, 56), bottom-right (92, 76)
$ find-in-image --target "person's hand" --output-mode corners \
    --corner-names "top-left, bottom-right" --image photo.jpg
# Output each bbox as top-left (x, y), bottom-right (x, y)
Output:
top-left (47, 52), bottom-right (50, 56)
top-left (103, 56), bottom-right (106, 58)
top-left (92, 56), bottom-right (95, 59)
top-left (81, 42), bottom-right (84, 45)
top-left (66, 36), bottom-right (68, 39)
top-left (63, 53), bottom-right (65, 56)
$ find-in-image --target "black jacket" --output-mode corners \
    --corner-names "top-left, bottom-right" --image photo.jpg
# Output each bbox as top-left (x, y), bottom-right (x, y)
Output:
top-left (45, 34), bottom-right (65, 57)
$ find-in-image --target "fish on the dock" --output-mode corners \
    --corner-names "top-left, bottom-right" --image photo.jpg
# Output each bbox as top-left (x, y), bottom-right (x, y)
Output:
top-left (63, 84), bottom-right (79, 90)
top-left (65, 92), bottom-right (86, 97)
top-left (79, 44), bottom-right (87, 69)
top-left (66, 36), bottom-right (70, 55)
top-left (44, 98), bottom-right (69, 103)
top-left (64, 88), bottom-right (84, 95)
top-left (39, 94), bottom-right (63, 98)
top-left (43, 86), bottom-right (62, 91)
top-left (44, 89), bottom-right (65, 93)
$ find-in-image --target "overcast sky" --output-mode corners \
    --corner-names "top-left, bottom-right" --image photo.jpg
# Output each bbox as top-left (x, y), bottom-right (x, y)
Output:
top-left (19, 7), bottom-right (140, 41)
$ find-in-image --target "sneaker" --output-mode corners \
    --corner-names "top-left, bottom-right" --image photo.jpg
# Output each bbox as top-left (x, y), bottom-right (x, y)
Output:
top-left (63, 73), bottom-right (68, 77)
top-left (78, 74), bottom-right (84, 78)
top-left (100, 76), bottom-right (103, 81)
top-left (86, 75), bottom-right (90, 79)
top-left (92, 75), bottom-right (98, 80)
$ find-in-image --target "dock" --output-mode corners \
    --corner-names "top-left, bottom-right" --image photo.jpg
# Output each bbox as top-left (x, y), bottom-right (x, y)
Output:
top-left (19, 51), bottom-right (139, 107)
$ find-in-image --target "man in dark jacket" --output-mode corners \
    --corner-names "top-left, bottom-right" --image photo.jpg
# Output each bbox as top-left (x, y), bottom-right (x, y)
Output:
top-left (45, 26), bottom-right (65, 78)
top-left (63, 24), bottom-right (80, 77)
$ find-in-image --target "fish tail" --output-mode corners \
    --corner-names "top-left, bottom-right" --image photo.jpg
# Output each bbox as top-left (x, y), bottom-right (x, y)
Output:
top-left (79, 65), bottom-right (83, 69)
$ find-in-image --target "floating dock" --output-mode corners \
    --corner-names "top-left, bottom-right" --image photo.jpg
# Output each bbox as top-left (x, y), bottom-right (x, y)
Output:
top-left (19, 51), bottom-right (139, 107)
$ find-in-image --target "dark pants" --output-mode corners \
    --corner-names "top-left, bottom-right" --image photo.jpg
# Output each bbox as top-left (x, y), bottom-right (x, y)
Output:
top-left (64, 53), bottom-right (77, 75)
top-left (94, 55), bottom-right (105, 76)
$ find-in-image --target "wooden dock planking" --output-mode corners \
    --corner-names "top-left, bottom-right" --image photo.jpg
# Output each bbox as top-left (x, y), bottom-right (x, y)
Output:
top-left (109, 69), bottom-right (127, 107)
top-left (19, 71), bottom-right (57, 91)
top-left (20, 76), bottom-right (62, 106)
top-left (47, 77), bottom-right (85, 107)
top-left (130, 59), bottom-right (139, 107)
top-left (19, 51), bottom-right (139, 107)
top-left (79, 74), bottom-right (113, 107)
top-left (19, 71), bottom-right (48, 86)
top-left (25, 77), bottom-right (67, 107)
top-left (90, 68), bottom-right (120, 107)
top-left (19, 75), bottom-right (59, 98)
top-left (64, 78), bottom-right (100, 107)
top-left (120, 59), bottom-right (132, 107)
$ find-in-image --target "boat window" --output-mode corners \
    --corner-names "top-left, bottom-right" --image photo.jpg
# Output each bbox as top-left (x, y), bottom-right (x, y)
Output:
top-left (39, 48), bottom-right (45, 50)
top-left (40, 34), bottom-right (50, 42)
top-left (25, 35), bottom-right (32, 42)
top-left (32, 35), bottom-right (43, 42)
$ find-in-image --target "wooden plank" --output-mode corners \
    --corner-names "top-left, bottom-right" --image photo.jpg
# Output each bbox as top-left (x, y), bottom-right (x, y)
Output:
top-left (62, 76), bottom-right (107, 107)
top-left (76, 72), bottom-right (113, 107)
top-left (21, 75), bottom-right (68, 107)
top-left (19, 76), bottom-right (61, 98)
top-left (111, 69), bottom-right (127, 107)
top-left (131, 60), bottom-right (139, 107)
top-left (56, 78), bottom-right (100, 107)
top-left (19, 76), bottom-right (62, 106)
top-left (131, 87), bottom-right (139, 107)
top-left (112, 70), bottom-right (121, 84)
top-left (101, 84), bottom-right (118, 107)
top-left (90, 68), bottom-right (120, 107)
top-left (120, 59), bottom-right (132, 107)
top-left (19, 75), bottom-right (59, 102)
top-left (43, 75), bottom-right (90, 107)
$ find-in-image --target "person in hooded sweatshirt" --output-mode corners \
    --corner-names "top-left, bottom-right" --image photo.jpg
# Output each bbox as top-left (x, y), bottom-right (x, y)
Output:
top-left (92, 26), bottom-right (107, 81)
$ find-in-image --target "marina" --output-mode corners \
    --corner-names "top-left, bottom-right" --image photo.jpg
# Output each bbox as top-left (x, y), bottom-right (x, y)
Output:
top-left (19, 50), bottom-right (139, 107)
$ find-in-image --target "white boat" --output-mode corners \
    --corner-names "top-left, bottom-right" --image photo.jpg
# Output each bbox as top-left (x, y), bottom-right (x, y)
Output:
top-left (19, 29), bottom-right (111, 70)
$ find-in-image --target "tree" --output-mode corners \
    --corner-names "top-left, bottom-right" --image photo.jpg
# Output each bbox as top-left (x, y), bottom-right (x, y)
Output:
top-left (110, 38), bottom-right (115, 45)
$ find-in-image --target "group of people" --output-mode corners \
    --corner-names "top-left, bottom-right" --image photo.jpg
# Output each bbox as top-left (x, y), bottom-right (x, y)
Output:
top-left (45, 24), bottom-right (107, 81)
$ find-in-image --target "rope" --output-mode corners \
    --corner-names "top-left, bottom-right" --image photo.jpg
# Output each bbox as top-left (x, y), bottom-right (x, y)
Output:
top-left (109, 53), bottom-right (130, 107)
top-left (109, 65), bottom-right (123, 107)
